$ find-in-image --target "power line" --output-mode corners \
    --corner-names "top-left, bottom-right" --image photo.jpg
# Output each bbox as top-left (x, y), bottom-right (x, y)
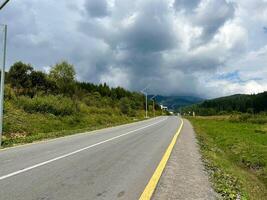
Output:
top-left (0, 0), bottom-right (10, 10)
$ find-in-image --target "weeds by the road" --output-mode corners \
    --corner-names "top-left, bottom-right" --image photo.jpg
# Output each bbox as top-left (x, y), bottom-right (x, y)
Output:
top-left (187, 115), bottom-right (267, 200)
top-left (2, 98), bottom-right (149, 148)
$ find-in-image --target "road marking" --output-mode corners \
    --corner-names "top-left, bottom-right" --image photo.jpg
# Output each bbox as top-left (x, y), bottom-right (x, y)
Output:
top-left (0, 117), bottom-right (160, 152)
top-left (0, 118), bottom-right (167, 181)
top-left (139, 118), bottom-right (184, 200)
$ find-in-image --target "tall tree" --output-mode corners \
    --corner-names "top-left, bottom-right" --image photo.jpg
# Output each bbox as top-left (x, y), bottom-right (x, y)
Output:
top-left (49, 61), bottom-right (76, 95)
top-left (8, 61), bottom-right (33, 89)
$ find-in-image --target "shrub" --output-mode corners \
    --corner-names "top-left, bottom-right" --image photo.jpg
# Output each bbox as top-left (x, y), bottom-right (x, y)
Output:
top-left (16, 95), bottom-right (77, 116)
top-left (82, 92), bottom-right (102, 107)
top-left (4, 85), bottom-right (16, 100)
top-left (120, 97), bottom-right (131, 115)
top-left (229, 114), bottom-right (267, 124)
top-left (218, 111), bottom-right (228, 115)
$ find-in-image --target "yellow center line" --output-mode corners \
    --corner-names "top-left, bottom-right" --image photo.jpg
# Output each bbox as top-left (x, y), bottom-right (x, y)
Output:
top-left (139, 118), bottom-right (184, 200)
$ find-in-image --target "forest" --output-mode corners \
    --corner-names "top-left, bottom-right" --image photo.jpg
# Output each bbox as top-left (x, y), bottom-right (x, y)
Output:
top-left (181, 92), bottom-right (267, 116)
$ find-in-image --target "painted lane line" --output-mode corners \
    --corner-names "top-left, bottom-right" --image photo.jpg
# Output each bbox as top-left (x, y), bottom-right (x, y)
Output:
top-left (139, 118), bottom-right (184, 200)
top-left (0, 116), bottom-right (162, 152)
top-left (0, 118), bottom-right (167, 181)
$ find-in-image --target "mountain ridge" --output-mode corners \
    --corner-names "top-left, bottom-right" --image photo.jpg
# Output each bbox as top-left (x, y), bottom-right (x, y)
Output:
top-left (148, 95), bottom-right (204, 111)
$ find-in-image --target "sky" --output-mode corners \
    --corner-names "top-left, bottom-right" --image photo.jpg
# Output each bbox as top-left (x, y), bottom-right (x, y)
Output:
top-left (0, 0), bottom-right (267, 98)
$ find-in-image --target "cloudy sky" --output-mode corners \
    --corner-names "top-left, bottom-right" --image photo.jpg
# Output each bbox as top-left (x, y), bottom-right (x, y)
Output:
top-left (0, 0), bottom-right (267, 98)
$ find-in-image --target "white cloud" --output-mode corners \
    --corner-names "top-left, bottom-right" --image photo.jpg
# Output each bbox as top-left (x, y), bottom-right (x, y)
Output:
top-left (100, 66), bottom-right (130, 88)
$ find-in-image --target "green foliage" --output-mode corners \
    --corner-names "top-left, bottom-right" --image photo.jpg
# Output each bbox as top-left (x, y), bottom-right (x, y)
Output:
top-left (182, 92), bottom-right (267, 116)
top-left (120, 97), bottom-right (131, 115)
top-left (49, 61), bottom-right (76, 95)
top-left (16, 95), bottom-right (78, 116)
top-left (30, 70), bottom-right (57, 94)
top-left (188, 116), bottom-right (267, 200)
top-left (7, 61), bottom-right (58, 96)
top-left (8, 61), bottom-right (33, 89)
top-left (2, 100), bottom-right (138, 147)
top-left (229, 114), bottom-right (267, 124)
top-left (4, 84), bottom-right (16, 100)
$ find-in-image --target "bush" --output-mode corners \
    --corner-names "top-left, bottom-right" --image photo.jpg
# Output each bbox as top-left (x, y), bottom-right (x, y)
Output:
top-left (4, 85), bottom-right (17, 100)
top-left (120, 97), bottom-right (131, 115)
top-left (16, 95), bottom-right (77, 116)
top-left (218, 111), bottom-right (228, 115)
top-left (229, 114), bottom-right (267, 124)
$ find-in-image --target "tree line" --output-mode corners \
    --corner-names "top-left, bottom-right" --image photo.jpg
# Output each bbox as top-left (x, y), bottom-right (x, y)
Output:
top-left (5, 61), bottom-right (160, 117)
top-left (181, 93), bottom-right (267, 116)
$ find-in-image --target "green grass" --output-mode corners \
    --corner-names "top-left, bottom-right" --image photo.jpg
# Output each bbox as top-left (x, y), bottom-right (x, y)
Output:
top-left (187, 115), bottom-right (267, 200)
top-left (1, 98), bottom-right (153, 148)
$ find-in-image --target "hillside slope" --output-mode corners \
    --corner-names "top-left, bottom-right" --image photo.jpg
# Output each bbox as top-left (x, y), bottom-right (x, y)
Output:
top-left (182, 92), bottom-right (267, 115)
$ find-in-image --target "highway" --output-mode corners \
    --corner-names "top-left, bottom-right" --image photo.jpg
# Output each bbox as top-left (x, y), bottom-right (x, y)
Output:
top-left (0, 116), bottom-right (181, 200)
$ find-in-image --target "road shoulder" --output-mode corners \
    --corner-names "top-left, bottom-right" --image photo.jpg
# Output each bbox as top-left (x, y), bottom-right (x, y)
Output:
top-left (152, 118), bottom-right (217, 200)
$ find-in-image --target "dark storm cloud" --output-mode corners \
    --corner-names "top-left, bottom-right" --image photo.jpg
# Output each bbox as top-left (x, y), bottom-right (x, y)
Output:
top-left (174, 0), bottom-right (200, 11)
top-left (121, 11), bottom-right (176, 53)
top-left (84, 0), bottom-right (110, 18)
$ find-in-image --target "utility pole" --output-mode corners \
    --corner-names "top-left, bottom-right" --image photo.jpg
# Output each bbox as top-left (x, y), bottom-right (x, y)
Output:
top-left (145, 93), bottom-right (148, 118)
top-left (141, 85), bottom-right (149, 118)
top-left (0, 24), bottom-right (7, 147)
top-left (153, 100), bottom-right (155, 117)
top-left (0, 0), bottom-right (10, 147)
top-left (150, 95), bottom-right (157, 118)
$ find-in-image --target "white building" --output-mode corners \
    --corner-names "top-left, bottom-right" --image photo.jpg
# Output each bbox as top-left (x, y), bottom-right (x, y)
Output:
top-left (160, 105), bottom-right (168, 110)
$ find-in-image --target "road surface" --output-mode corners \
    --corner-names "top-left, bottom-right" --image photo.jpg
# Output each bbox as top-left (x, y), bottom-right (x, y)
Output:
top-left (0, 116), bottom-right (180, 200)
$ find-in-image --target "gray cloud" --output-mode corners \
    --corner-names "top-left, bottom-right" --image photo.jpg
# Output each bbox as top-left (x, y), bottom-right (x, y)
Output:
top-left (174, 0), bottom-right (200, 11)
top-left (0, 0), bottom-right (266, 98)
top-left (194, 0), bottom-right (235, 41)
top-left (121, 11), bottom-right (176, 53)
top-left (84, 0), bottom-right (110, 18)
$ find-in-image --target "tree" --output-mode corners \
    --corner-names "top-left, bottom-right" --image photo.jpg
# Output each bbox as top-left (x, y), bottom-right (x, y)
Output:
top-left (8, 61), bottom-right (33, 89)
top-left (49, 61), bottom-right (76, 95)
top-left (29, 71), bottom-right (58, 95)
top-left (120, 97), bottom-right (131, 115)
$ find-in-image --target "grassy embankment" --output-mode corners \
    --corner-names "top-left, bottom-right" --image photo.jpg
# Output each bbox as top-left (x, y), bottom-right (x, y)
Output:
top-left (187, 115), bottom-right (267, 200)
top-left (2, 93), bottom-right (161, 148)
top-left (1, 61), bottom-right (165, 148)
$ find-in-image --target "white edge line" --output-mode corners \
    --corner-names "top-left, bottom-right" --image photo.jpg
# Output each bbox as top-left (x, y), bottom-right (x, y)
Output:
top-left (0, 117), bottom-right (168, 181)
top-left (0, 116), bottom-right (162, 152)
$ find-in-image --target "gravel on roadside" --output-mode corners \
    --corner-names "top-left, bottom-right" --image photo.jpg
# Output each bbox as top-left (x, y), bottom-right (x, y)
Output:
top-left (152, 118), bottom-right (217, 200)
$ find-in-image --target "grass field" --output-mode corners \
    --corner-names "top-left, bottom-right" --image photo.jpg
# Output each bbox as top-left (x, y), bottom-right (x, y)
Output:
top-left (187, 115), bottom-right (267, 200)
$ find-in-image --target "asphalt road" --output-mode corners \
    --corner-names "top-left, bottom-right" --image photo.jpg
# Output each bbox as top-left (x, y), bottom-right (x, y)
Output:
top-left (0, 116), bottom-right (181, 200)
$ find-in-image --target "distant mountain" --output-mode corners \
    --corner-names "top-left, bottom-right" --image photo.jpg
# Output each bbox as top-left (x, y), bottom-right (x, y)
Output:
top-left (148, 95), bottom-right (204, 111)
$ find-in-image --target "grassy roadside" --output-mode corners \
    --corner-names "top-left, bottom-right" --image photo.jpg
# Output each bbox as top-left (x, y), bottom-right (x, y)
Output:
top-left (187, 115), bottom-right (267, 200)
top-left (2, 116), bottom-right (144, 149)
top-left (1, 99), bottom-right (161, 148)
